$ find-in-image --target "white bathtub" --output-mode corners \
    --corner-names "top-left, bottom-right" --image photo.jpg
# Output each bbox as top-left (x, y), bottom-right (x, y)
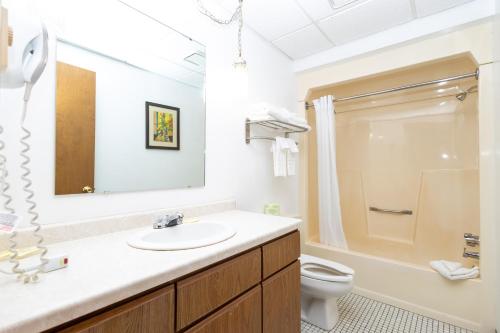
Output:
top-left (302, 240), bottom-right (482, 331)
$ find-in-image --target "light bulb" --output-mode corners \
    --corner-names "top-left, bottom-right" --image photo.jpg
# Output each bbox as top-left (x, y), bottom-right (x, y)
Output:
top-left (233, 56), bottom-right (247, 72)
top-left (232, 58), bottom-right (248, 99)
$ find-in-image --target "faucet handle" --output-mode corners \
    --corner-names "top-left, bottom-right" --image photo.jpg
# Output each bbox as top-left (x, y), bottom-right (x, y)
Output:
top-left (152, 212), bottom-right (184, 229)
top-left (464, 233), bottom-right (480, 247)
top-left (153, 215), bottom-right (168, 229)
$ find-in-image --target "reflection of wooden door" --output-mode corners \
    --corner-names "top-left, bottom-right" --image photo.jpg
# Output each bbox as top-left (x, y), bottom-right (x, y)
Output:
top-left (55, 62), bottom-right (96, 195)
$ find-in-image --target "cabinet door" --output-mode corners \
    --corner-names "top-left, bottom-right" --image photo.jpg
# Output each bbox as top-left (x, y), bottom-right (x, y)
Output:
top-left (177, 249), bottom-right (261, 330)
top-left (59, 286), bottom-right (175, 333)
top-left (186, 285), bottom-right (262, 333)
top-left (262, 261), bottom-right (300, 333)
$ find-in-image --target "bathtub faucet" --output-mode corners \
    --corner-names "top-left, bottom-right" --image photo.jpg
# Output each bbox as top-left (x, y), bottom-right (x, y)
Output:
top-left (463, 248), bottom-right (480, 260)
top-left (463, 233), bottom-right (479, 247)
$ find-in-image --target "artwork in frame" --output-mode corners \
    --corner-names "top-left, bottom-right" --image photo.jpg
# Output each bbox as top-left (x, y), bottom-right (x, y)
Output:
top-left (146, 102), bottom-right (180, 150)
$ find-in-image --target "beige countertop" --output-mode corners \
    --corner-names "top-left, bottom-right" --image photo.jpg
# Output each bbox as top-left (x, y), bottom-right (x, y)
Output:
top-left (0, 210), bottom-right (301, 333)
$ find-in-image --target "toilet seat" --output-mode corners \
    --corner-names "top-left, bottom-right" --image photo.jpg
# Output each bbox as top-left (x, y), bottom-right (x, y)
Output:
top-left (300, 254), bottom-right (354, 283)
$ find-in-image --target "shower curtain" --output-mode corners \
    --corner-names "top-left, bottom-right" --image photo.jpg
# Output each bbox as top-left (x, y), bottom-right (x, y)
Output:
top-left (313, 96), bottom-right (348, 249)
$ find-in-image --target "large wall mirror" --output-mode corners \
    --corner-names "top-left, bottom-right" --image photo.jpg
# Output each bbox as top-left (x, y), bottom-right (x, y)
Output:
top-left (46, 1), bottom-right (206, 195)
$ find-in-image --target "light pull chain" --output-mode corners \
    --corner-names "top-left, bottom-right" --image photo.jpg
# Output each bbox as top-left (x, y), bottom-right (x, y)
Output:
top-left (197, 0), bottom-right (245, 67)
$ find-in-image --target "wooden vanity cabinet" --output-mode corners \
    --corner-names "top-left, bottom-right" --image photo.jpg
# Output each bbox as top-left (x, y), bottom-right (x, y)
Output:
top-left (185, 286), bottom-right (262, 333)
top-left (58, 285), bottom-right (175, 333)
top-left (263, 261), bottom-right (301, 333)
top-left (53, 231), bottom-right (300, 333)
top-left (176, 249), bottom-right (262, 330)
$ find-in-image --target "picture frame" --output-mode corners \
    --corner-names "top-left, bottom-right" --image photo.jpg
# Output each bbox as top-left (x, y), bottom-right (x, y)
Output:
top-left (145, 102), bottom-right (180, 150)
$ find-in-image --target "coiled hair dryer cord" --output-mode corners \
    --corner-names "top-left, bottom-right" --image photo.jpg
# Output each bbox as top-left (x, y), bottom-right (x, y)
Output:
top-left (0, 125), bottom-right (24, 278)
top-left (18, 96), bottom-right (48, 283)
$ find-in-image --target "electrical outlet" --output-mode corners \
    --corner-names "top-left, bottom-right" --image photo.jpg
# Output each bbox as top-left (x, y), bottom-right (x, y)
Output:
top-left (0, 6), bottom-right (8, 71)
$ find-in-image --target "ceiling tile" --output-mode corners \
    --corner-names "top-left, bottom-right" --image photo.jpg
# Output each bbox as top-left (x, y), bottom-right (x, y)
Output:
top-left (294, 0), bottom-right (334, 21)
top-left (272, 25), bottom-right (334, 59)
top-left (295, 0), bottom-right (373, 21)
top-left (217, 0), bottom-right (312, 40)
top-left (414, 0), bottom-right (474, 17)
top-left (318, 0), bottom-right (413, 45)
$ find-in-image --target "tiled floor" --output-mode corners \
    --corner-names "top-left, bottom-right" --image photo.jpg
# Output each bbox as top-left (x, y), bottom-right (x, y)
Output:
top-left (301, 293), bottom-right (476, 333)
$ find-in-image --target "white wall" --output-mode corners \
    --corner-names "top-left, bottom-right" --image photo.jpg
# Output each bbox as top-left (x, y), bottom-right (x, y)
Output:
top-left (57, 42), bottom-right (206, 193)
top-left (0, 0), bottom-right (298, 226)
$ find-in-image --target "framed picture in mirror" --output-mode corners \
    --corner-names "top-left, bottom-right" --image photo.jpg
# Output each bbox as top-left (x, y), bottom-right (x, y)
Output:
top-left (146, 102), bottom-right (180, 150)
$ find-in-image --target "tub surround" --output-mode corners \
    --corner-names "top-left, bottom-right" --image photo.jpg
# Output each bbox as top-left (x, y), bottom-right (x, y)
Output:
top-left (0, 210), bottom-right (301, 333)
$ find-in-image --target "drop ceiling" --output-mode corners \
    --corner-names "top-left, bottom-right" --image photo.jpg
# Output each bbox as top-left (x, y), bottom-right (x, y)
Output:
top-left (216, 0), bottom-right (475, 60)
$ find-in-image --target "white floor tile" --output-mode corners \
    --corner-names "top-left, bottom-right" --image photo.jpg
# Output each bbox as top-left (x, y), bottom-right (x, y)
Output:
top-left (300, 293), bottom-right (476, 333)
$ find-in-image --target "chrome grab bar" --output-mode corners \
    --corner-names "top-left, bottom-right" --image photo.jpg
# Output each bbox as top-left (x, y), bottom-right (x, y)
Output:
top-left (369, 206), bottom-right (413, 215)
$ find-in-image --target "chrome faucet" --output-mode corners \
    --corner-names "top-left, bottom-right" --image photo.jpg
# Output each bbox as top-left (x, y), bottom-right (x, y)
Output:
top-left (463, 248), bottom-right (480, 260)
top-left (153, 212), bottom-right (184, 229)
top-left (464, 233), bottom-right (480, 247)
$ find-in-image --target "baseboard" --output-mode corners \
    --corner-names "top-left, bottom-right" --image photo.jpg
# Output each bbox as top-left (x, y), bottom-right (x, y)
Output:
top-left (353, 286), bottom-right (480, 332)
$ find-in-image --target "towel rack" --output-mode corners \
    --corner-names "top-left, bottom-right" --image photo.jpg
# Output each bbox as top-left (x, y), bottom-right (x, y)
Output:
top-left (245, 119), bottom-right (309, 144)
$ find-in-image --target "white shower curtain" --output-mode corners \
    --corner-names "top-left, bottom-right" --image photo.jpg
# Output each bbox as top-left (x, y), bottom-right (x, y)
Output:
top-left (313, 96), bottom-right (348, 249)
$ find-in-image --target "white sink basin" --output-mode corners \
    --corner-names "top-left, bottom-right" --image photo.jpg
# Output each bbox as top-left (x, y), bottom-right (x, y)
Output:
top-left (127, 222), bottom-right (237, 250)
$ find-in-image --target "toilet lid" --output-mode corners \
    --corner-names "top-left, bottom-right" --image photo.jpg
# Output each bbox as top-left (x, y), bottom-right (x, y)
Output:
top-left (300, 254), bottom-right (354, 283)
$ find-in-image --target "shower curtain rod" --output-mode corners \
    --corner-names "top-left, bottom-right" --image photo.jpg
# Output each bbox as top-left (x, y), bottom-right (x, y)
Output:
top-left (304, 69), bottom-right (479, 110)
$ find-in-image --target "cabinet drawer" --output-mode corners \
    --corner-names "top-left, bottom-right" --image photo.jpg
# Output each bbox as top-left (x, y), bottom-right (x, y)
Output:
top-left (59, 285), bottom-right (175, 333)
top-left (263, 261), bottom-right (301, 333)
top-left (176, 249), bottom-right (261, 330)
top-left (185, 285), bottom-right (262, 333)
top-left (262, 231), bottom-right (300, 279)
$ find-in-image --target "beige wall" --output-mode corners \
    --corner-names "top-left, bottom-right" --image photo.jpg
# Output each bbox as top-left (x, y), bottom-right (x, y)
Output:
top-left (297, 21), bottom-right (497, 332)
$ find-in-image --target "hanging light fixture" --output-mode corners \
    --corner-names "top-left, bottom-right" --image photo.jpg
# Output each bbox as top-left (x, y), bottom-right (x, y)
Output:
top-left (197, 0), bottom-right (246, 70)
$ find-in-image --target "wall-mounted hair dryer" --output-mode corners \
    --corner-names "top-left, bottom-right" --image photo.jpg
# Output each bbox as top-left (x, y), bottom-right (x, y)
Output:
top-left (0, 7), bottom-right (48, 100)
top-left (0, 5), bottom-right (49, 283)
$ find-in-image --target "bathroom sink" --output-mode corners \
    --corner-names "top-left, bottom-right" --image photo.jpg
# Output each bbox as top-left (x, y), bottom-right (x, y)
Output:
top-left (127, 222), bottom-right (237, 250)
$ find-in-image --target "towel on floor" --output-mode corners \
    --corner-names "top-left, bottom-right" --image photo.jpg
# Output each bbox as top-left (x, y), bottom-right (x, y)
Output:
top-left (430, 260), bottom-right (479, 280)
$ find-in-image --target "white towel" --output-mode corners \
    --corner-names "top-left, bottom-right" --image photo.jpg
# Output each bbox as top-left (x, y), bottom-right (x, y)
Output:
top-left (247, 102), bottom-right (275, 121)
top-left (271, 137), bottom-right (288, 177)
top-left (268, 108), bottom-right (311, 130)
top-left (286, 138), bottom-right (299, 176)
top-left (248, 103), bottom-right (311, 130)
top-left (430, 260), bottom-right (479, 280)
top-left (271, 137), bottom-right (299, 177)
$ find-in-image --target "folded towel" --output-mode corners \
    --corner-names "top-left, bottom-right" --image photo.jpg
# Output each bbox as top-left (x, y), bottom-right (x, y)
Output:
top-left (268, 108), bottom-right (311, 130)
top-left (248, 103), bottom-right (311, 130)
top-left (247, 102), bottom-right (275, 121)
top-left (430, 260), bottom-right (479, 280)
top-left (441, 260), bottom-right (462, 272)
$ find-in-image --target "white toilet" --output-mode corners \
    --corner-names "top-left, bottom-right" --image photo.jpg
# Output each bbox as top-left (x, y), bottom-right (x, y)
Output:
top-left (300, 254), bottom-right (355, 331)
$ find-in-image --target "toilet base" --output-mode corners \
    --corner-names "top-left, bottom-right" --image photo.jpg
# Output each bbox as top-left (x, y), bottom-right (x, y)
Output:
top-left (301, 294), bottom-right (339, 331)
